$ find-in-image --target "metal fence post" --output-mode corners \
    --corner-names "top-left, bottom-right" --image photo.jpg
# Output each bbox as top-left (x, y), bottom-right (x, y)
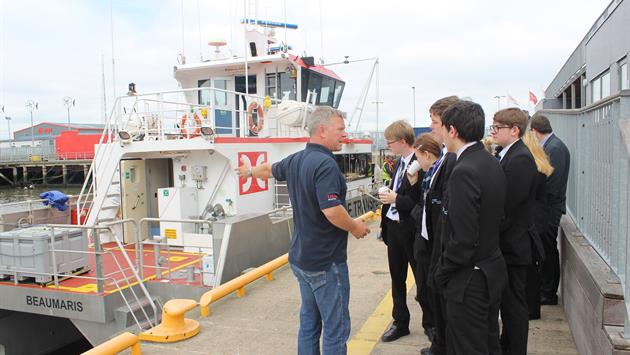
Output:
top-left (93, 227), bottom-right (105, 293)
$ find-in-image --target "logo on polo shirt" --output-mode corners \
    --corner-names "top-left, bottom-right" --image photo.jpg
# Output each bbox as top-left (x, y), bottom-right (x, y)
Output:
top-left (327, 193), bottom-right (339, 201)
top-left (238, 151), bottom-right (269, 195)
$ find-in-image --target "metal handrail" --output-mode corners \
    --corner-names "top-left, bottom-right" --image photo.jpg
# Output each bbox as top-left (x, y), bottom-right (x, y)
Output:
top-left (46, 220), bottom-right (159, 328)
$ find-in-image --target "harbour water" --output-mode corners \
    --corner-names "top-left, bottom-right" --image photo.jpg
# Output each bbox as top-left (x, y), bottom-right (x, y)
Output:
top-left (0, 186), bottom-right (81, 204)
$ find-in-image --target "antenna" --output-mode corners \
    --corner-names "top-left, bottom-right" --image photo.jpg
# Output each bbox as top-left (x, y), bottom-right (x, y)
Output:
top-left (101, 54), bottom-right (108, 124)
top-left (319, 0), bottom-right (324, 64)
top-left (180, 0), bottom-right (186, 64)
top-left (110, 0), bottom-right (117, 100)
top-left (197, 0), bottom-right (203, 61)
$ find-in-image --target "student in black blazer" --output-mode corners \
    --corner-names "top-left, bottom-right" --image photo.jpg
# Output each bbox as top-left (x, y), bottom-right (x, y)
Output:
top-left (530, 114), bottom-right (571, 305)
top-left (522, 130), bottom-right (555, 320)
top-left (420, 95), bottom-right (460, 355)
top-left (434, 101), bottom-right (508, 355)
top-left (491, 108), bottom-right (539, 355)
top-left (379, 120), bottom-right (423, 342)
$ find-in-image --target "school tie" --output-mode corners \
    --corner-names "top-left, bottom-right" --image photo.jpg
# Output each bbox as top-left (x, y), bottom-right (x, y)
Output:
top-left (387, 161), bottom-right (406, 221)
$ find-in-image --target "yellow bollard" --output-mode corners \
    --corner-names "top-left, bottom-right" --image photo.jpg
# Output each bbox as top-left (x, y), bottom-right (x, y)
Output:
top-left (139, 299), bottom-right (200, 343)
top-left (82, 332), bottom-right (141, 355)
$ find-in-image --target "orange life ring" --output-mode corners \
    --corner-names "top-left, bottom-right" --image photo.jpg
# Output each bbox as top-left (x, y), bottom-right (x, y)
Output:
top-left (247, 101), bottom-right (264, 135)
top-left (180, 112), bottom-right (202, 138)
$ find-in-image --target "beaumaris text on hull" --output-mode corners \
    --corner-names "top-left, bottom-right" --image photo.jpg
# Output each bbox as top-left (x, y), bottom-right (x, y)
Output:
top-left (0, 12), bottom-right (379, 354)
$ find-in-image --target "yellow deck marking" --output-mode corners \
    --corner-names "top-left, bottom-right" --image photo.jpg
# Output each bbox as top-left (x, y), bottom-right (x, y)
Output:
top-left (168, 256), bottom-right (188, 262)
top-left (44, 257), bottom-right (203, 294)
top-left (49, 283), bottom-right (98, 293)
top-left (348, 267), bottom-right (416, 355)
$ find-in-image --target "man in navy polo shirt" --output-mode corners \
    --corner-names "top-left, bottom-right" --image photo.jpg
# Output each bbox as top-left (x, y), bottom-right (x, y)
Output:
top-left (236, 106), bottom-right (370, 355)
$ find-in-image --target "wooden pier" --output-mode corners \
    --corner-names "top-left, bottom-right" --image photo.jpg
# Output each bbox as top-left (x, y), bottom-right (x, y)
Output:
top-left (0, 160), bottom-right (91, 187)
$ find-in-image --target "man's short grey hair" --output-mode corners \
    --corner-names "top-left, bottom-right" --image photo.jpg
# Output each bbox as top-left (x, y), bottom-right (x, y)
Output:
top-left (306, 106), bottom-right (346, 136)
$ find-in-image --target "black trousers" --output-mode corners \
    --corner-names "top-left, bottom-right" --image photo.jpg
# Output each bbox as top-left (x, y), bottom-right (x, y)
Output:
top-left (446, 271), bottom-right (501, 355)
top-left (429, 286), bottom-right (447, 355)
top-left (526, 262), bottom-right (541, 318)
top-left (540, 209), bottom-right (563, 300)
top-left (500, 265), bottom-right (529, 355)
top-left (386, 219), bottom-right (419, 328)
top-left (414, 236), bottom-right (435, 331)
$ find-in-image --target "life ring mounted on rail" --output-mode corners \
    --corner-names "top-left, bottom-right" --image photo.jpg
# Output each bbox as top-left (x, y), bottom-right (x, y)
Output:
top-left (180, 112), bottom-right (202, 138)
top-left (247, 101), bottom-right (264, 135)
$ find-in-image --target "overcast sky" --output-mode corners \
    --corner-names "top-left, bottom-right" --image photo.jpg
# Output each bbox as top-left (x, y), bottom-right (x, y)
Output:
top-left (0, 0), bottom-right (611, 138)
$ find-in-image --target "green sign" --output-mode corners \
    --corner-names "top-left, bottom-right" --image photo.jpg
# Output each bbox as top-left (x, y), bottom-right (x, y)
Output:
top-left (163, 190), bottom-right (169, 197)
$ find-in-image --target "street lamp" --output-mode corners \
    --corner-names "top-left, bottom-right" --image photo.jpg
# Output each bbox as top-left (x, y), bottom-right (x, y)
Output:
top-left (5, 116), bottom-right (11, 143)
top-left (493, 95), bottom-right (506, 111)
top-left (25, 100), bottom-right (38, 148)
top-left (411, 86), bottom-right (416, 128)
top-left (63, 96), bottom-right (76, 131)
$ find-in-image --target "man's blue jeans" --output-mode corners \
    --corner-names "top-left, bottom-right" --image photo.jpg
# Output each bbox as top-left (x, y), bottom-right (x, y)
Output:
top-left (290, 261), bottom-right (351, 355)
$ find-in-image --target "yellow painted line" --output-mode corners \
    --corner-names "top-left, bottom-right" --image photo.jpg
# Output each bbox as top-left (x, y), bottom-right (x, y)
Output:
top-left (348, 267), bottom-right (416, 355)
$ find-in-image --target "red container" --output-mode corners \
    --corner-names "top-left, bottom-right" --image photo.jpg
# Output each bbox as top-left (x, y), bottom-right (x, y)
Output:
top-left (71, 208), bottom-right (89, 225)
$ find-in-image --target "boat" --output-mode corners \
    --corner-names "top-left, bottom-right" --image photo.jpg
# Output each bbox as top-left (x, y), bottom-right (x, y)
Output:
top-left (0, 11), bottom-right (378, 354)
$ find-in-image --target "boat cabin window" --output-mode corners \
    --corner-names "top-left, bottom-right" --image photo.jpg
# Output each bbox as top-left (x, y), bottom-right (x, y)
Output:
top-left (198, 79), bottom-right (211, 106)
top-left (335, 153), bottom-right (373, 182)
top-left (301, 69), bottom-right (345, 108)
top-left (197, 79), bottom-right (228, 106)
top-left (266, 72), bottom-right (297, 100)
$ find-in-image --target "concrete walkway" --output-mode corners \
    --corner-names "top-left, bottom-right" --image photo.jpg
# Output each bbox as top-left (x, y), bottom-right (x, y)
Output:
top-left (139, 220), bottom-right (577, 354)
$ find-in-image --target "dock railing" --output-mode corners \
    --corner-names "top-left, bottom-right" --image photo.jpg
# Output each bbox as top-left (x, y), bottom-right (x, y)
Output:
top-left (538, 90), bottom-right (630, 333)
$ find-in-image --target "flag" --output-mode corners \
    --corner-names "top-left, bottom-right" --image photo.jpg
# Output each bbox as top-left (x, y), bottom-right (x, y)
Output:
top-left (507, 94), bottom-right (520, 107)
top-left (528, 90), bottom-right (538, 105)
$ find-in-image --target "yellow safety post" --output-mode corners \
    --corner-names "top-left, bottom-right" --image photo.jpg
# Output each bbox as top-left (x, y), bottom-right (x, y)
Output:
top-left (198, 211), bottom-right (375, 317)
top-left (82, 332), bottom-right (141, 355)
top-left (139, 299), bottom-right (200, 343)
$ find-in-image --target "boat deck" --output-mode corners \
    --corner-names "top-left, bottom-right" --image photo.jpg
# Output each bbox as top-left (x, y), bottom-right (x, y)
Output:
top-left (0, 243), bottom-right (206, 294)
top-left (134, 220), bottom-right (577, 354)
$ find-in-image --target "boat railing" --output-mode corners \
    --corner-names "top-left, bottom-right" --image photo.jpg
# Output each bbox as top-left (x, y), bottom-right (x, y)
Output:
top-left (46, 220), bottom-right (159, 329)
top-left (0, 195), bottom-right (88, 230)
top-left (138, 218), bottom-right (213, 283)
top-left (111, 86), bottom-right (315, 142)
top-left (0, 220), bottom-right (159, 331)
top-left (136, 210), bottom-right (294, 287)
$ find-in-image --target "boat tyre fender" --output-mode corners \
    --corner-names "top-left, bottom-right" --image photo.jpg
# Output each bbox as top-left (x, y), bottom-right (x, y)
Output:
top-left (247, 101), bottom-right (264, 135)
top-left (180, 112), bottom-right (202, 138)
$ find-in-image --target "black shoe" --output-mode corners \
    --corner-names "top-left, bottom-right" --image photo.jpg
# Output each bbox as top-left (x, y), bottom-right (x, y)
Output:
top-left (381, 324), bottom-right (410, 342)
top-left (529, 312), bottom-right (541, 320)
top-left (540, 295), bottom-right (558, 305)
top-left (424, 327), bottom-right (436, 342)
top-left (420, 347), bottom-right (434, 355)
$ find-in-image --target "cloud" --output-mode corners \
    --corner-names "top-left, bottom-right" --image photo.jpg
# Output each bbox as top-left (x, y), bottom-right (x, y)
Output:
top-left (0, 0), bottom-right (611, 137)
